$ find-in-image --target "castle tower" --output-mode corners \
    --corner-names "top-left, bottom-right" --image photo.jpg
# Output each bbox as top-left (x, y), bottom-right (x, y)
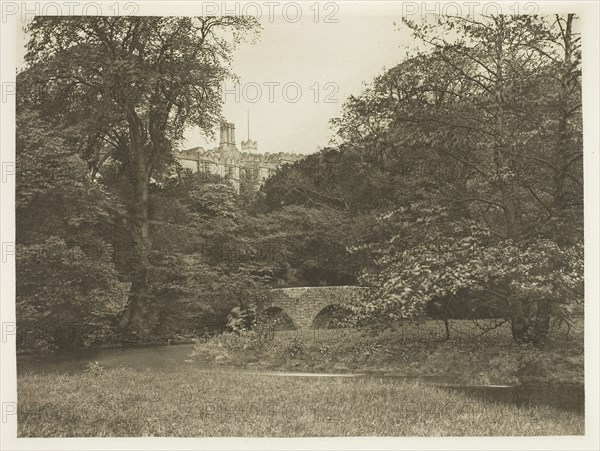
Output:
top-left (218, 121), bottom-right (239, 160)
top-left (241, 139), bottom-right (258, 152)
top-left (241, 111), bottom-right (258, 152)
top-left (219, 122), bottom-right (236, 147)
top-left (176, 118), bottom-right (304, 196)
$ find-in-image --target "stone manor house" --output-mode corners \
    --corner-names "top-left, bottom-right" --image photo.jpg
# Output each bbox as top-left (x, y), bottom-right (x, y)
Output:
top-left (176, 121), bottom-right (304, 193)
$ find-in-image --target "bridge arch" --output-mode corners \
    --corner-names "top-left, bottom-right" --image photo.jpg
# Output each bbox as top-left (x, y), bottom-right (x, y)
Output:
top-left (259, 306), bottom-right (297, 330)
top-left (257, 286), bottom-right (368, 330)
top-left (310, 304), bottom-right (353, 329)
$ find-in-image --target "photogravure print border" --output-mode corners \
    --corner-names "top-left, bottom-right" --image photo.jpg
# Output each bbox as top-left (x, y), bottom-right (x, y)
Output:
top-left (0, 1), bottom-right (598, 450)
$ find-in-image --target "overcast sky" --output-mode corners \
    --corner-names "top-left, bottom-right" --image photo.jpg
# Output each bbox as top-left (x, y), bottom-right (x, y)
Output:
top-left (14, 2), bottom-right (592, 156)
top-left (15, 3), bottom-right (418, 155)
top-left (191, 4), bottom-right (415, 155)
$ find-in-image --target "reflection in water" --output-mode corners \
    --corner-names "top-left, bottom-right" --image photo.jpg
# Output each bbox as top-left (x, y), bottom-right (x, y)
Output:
top-left (17, 343), bottom-right (199, 375)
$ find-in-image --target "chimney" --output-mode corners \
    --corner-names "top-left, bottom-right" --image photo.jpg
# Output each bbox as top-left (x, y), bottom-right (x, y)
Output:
top-left (219, 122), bottom-right (236, 147)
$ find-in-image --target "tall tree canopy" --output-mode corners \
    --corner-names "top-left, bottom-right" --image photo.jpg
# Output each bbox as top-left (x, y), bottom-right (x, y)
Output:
top-left (19, 16), bottom-right (260, 335)
top-left (332, 14), bottom-right (583, 343)
top-left (16, 110), bottom-right (129, 349)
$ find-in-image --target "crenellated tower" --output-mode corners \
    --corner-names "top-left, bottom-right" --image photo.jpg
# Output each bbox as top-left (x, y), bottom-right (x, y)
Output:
top-left (176, 119), bottom-right (304, 194)
top-left (241, 139), bottom-right (258, 152)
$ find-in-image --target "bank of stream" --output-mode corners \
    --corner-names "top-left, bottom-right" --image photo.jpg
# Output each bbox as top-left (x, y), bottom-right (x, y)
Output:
top-left (17, 342), bottom-right (584, 414)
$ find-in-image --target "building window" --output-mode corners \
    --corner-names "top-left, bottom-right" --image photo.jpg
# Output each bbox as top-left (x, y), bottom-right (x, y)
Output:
top-left (199, 161), bottom-right (210, 172)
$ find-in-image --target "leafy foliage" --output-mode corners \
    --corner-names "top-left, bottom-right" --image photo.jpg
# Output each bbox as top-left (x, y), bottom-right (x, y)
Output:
top-left (331, 14), bottom-right (583, 344)
top-left (16, 14), bottom-right (583, 348)
top-left (16, 112), bottom-right (128, 349)
top-left (19, 16), bottom-right (260, 335)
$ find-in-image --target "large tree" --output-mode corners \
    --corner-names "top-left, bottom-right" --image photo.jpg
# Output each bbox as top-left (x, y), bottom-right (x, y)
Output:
top-left (16, 110), bottom-right (129, 349)
top-left (332, 14), bottom-right (582, 344)
top-left (19, 16), bottom-right (260, 335)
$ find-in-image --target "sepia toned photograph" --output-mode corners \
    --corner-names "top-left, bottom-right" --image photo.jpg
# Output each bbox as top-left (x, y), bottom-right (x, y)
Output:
top-left (0, 1), bottom-right (598, 448)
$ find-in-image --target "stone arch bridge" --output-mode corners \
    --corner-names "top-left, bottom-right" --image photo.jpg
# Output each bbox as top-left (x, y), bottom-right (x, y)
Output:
top-left (257, 286), bottom-right (369, 330)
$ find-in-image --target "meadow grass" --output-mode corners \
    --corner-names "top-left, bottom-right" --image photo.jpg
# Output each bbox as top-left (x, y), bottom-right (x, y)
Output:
top-left (18, 366), bottom-right (584, 437)
top-left (193, 320), bottom-right (584, 385)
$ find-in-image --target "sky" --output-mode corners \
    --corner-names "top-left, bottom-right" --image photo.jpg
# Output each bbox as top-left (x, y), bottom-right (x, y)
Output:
top-left (188, 4), bottom-right (415, 155)
top-left (15, 2), bottom-right (417, 155)
top-left (13, 2), bottom-right (594, 156)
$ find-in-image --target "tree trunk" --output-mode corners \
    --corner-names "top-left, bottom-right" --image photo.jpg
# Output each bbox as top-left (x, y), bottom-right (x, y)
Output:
top-left (511, 317), bottom-right (529, 342)
top-left (532, 299), bottom-right (551, 346)
top-left (443, 318), bottom-right (450, 340)
top-left (553, 14), bottom-right (576, 214)
top-left (118, 142), bottom-right (154, 337)
top-left (510, 300), bottom-right (531, 342)
top-left (493, 19), bottom-right (531, 344)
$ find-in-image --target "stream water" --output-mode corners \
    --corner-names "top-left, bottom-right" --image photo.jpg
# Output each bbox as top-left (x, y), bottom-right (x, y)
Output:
top-left (17, 343), bottom-right (584, 414)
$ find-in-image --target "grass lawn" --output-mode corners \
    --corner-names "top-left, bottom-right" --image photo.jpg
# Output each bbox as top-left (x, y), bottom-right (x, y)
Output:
top-left (192, 319), bottom-right (584, 386)
top-left (18, 366), bottom-right (584, 437)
